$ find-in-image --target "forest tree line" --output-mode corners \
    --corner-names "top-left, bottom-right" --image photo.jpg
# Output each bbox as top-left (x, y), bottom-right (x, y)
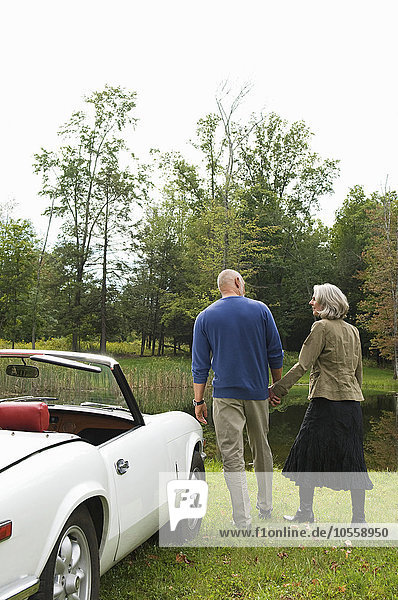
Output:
top-left (1, 86), bottom-right (398, 376)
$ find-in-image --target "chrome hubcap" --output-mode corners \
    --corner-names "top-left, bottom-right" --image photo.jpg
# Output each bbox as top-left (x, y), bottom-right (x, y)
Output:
top-left (53, 525), bottom-right (91, 599)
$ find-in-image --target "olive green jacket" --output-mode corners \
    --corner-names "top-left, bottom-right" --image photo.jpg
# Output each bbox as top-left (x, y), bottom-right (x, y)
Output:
top-left (270, 318), bottom-right (364, 402)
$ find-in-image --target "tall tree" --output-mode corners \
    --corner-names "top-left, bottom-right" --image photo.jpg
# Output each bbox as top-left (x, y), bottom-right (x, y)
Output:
top-left (126, 202), bottom-right (188, 355)
top-left (34, 85), bottom-right (137, 350)
top-left (0, 219), bottom-right (38, 346)
top-left (94, 149), bottom-right (142, 352)
top-left (359, 191), bottom-right (398, 376)
top-left (192, 83), bottom-right (262, 269)
top-left (331, 185), bottom-right (378, 324)
top-left (236, 112), bottom-right (340, 346)
top-left (31, 196), bottom-right (55, 348)
top-left (215, 83), bottom-right (254, 267)
top-left (138, 108), bottom-right (339, 351)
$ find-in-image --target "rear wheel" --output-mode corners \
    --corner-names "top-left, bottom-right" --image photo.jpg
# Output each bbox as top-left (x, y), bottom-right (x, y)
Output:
top-left (32, 505), bottom-right (100, 600)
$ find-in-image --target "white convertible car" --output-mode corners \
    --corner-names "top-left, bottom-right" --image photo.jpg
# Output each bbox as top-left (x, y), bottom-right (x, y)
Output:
top-left (0, 350), bottom-right (205, 600)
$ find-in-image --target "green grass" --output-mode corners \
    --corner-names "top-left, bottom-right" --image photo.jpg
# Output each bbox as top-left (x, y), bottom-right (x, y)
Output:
top-left (100, 466), bottom-right (398, 599)
top-left (100, 544), bottom-right (398, 599)
top-left (197, 471), bottom-right (397, 532)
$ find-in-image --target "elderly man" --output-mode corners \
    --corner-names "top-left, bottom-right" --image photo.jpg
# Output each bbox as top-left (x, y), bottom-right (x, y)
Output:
top-left (192, 269), bottom-right (283, 528)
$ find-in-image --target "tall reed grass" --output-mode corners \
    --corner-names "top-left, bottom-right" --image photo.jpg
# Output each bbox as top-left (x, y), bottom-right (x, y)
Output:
top-left (119, 358), bottom-right (202, 414)
top-left (1, 340), bottom-right (397, 413)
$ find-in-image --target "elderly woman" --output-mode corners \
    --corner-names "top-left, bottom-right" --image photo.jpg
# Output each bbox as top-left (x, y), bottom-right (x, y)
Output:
top-left (269, 283), bottom-right (373, 523)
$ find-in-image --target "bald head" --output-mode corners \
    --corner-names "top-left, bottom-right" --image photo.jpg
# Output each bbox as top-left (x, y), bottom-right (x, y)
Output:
top-left (217, 269), bottom-right (245, 297)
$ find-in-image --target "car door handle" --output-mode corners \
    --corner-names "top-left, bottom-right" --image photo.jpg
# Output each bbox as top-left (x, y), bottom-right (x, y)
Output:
top-left (115, 459), bottom-right (130, 475)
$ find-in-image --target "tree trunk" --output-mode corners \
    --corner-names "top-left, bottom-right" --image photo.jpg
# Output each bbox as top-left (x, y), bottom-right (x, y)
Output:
top-left (72, 270), bottom-right (83, 352)
top-left (100, 197), bottom-right (109, 354)
top-left (157, 324), bottom-right (164, 356)
top-left (32, 197), bottom-right (54, 349)
top-left (32, 323), bottom-right (37, 350)
top-left (72, 331), bottom-right (79, 352)
top-left (12, 290), bottom-right (16, 349)
top-left (151, 293), bottom-right (159, 356)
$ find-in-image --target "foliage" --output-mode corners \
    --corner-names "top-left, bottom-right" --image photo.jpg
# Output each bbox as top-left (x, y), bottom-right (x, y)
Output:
top-left (34, 85), bottom-right (138, 350)
top-left (235, 112), bottom-right (340, 347)
top-left (127, 106), bottom-right (340, 353)
top-left (0, 219), bottom-right (38, 346)
top-left (365, 411), bottom-right (398, 470)
top-left (331, 186), bottom-right (379, 330)
top-left (358, 192), bottom-right (398, 376)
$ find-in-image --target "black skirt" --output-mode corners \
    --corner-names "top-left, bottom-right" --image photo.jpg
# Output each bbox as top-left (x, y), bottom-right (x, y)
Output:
top-left (282, 397), bottom-right (373, 490)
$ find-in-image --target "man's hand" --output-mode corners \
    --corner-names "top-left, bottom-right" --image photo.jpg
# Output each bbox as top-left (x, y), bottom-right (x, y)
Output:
top-left (268, 387), bottom-right (281, 407)
top-left (195, 402), bottom-right (208, 424)
top-left (193, 382), bottom-right (207, 424)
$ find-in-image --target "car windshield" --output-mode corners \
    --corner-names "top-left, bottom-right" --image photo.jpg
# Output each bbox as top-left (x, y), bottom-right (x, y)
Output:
top-left (0, 356), bottom-right (127, 410)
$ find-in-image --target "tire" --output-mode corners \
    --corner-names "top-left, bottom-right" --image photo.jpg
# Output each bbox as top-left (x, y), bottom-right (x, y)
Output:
top-left (169, 450), bottom-right (206, 544)
top-left (31, 505), bottom-right (100, 600)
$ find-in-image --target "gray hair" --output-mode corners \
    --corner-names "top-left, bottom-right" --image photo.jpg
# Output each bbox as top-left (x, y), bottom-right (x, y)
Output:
top-left (313, 283), bottom-right (349, 319)
top-left (217, 269), bottom-right (244, 292)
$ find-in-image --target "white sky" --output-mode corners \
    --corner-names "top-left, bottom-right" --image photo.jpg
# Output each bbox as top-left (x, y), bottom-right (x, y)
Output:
top-left (1, 0), bottom-right (397, 240)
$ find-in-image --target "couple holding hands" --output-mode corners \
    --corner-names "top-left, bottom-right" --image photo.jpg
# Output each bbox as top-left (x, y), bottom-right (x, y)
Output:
top-left (192, 269), bottom-right (372, 528)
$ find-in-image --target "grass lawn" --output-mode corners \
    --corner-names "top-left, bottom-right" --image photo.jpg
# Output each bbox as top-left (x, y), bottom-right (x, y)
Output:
top-left (101, 543), bottom-right (398, 599)
top-left (101, 463), bottom-right (398, 599)
top-left (101, 468), bottom-right (398, 600)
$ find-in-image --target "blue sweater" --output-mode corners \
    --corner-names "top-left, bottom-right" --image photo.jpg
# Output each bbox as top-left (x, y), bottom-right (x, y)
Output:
top-left (192, 296), bottom-right (283, 400)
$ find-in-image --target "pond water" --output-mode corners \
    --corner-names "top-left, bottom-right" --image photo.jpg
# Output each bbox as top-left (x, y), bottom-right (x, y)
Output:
top-left (138, 386), bottom-right (397, 471)
top-left (267, 390), bottom-right (397, 469)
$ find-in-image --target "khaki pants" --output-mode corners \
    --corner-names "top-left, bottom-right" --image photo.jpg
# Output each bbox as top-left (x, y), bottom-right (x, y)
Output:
top-left (213, 397), bottom-right (273, 527)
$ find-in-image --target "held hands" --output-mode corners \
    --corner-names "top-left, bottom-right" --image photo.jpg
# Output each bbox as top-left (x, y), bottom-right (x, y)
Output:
top-left (268, 387), bottom-right (281, 407)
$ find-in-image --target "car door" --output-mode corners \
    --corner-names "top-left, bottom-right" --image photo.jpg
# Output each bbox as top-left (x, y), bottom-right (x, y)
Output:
top-left (100, 421), bottom-right (171, 561)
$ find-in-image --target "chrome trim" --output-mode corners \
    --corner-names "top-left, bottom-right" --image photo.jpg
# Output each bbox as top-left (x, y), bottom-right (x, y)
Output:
top-left (0, 349), bottom-right (118, 369)
top-left (0, 577), bottom-right (39, 600)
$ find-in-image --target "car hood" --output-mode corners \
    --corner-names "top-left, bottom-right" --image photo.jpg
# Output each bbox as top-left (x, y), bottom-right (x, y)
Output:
top-left (0, 430), bottom-right (78, 471)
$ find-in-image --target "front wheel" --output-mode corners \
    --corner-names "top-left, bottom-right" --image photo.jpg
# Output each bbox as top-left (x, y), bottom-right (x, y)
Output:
top-left (32, 505), bottom-right (100, 600)
top-left (170, 450), bottom-right (205, 544)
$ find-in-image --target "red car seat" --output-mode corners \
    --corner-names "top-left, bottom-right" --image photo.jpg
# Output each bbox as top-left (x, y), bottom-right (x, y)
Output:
top-left (0, 402), bottom-right (50, 432)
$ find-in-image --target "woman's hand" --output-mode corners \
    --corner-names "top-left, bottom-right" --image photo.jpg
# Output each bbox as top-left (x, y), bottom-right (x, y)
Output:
top-left (268, 387), bottom-right (281, 407)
